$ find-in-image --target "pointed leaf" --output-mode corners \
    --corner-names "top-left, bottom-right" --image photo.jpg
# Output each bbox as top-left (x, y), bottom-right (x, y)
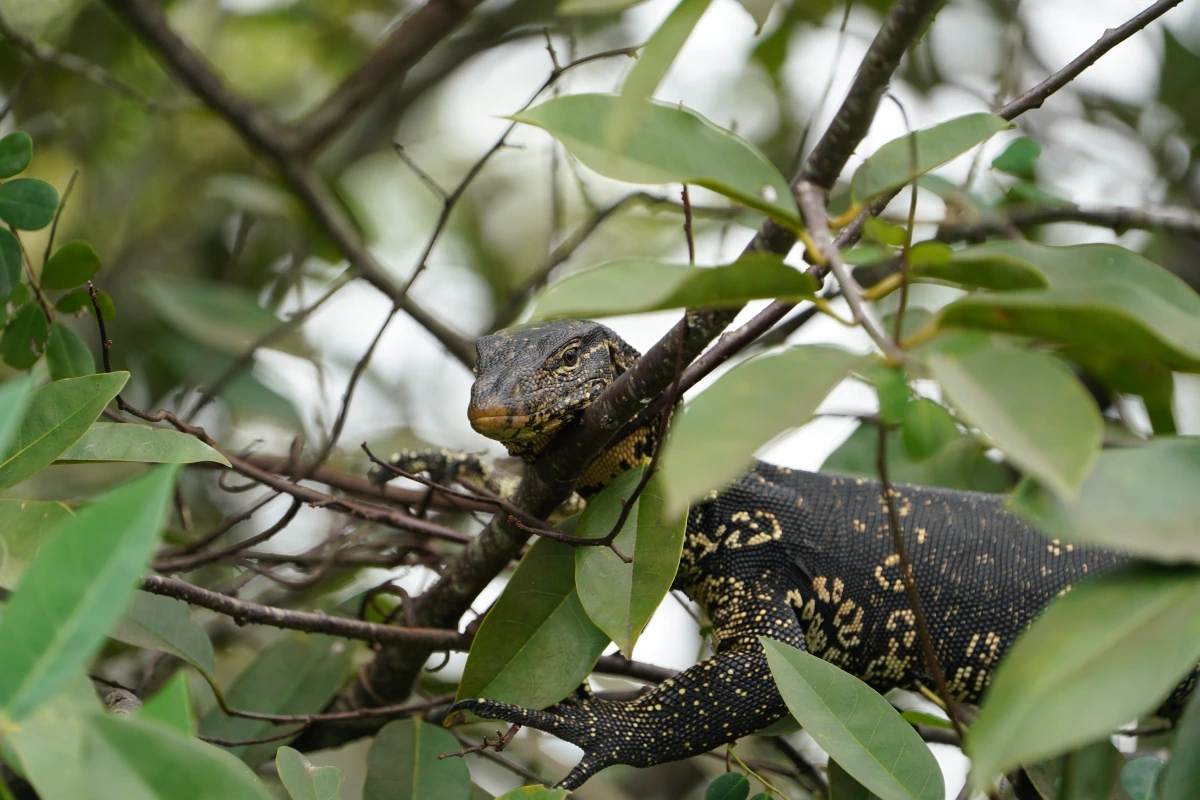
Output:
top-left (927, 344), bottom-right (1100, 499)
top-left (529, 254), bottom-right (817, 321)
top-left (575, 467), bottom-right (686, 657)
top-left (734, 0), bottom-right (773, 31)
top-left (42, 241), bottom-right (101, 290)
top-left (967, 564), bottom-right (1200, 789)
top-left (0, 498), bottom-right (73, 588)
top-left (513, 93), bottom-right (798, 224)
top-left (277, 746), bottom-right (344, 800)
top-left (0, 178), bottom-right (58, 230)
top-left (0, 131), bottom-right (32, 178)
top-left (705, 772), bottom-right (750, 800)
top-left (85, 712), bottom-right (273, 800)
top-left (457, 534), bottom-right (609, 709)
top-left (0, 371), bottom-right (128, 489)
top-left (0, 303), bottom-right (48, 369)
top-left (761, 638), bottom-right (944, 800)
top-left (0, 227), bottom-right (21, 297)
top-left (364, 719), bottom-right (470, 800)
top-left (851, 113), bottom-right (1010, 203)
top-left (0, 374), bottom-right (34, 453)
top-left (57, 421), bottom-right (230, 466)
top-left (991, 137), bottom-right (1041, 179)
top-left (140, 672), bottom-right (196, 734)
top-left (0, 466), bottom-right (179, 719)
top-left (45, 322), bottom-right (95, 380)
top-left (661, 344), bottom-right (862, 514)
top-left (109, 591), bottom-right (216, 675)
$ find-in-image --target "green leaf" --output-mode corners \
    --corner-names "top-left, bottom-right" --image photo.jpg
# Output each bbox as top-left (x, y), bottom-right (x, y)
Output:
top-left (575, 467), bottom-right (686, 657)
top-left (458, 533), bottom-right (609, 708)
top-left (705, 772), bottom-right (750, 800)
top-left (829, 759), bottom-right (883, 799)
top-left (822, 422), bottom-right (1014, 493)
top-left (0, 303), bottom-right (49, 369)
top-left (56, 286), bottom-right (116, 320)
top-left (513, 93), bottom-right (798, 225)
top-left (529, 253), bottom-right (817, 321)
top-left (733, 0), bottom-right (773, 31)
top-left (927, 344), bottom-right (1101, 499)
top-left (138, 275), bottom-right (311, 357)
top-left (364, 719), bottom-right (470, 800)
top-left (109, 591), bottom-right (216, 675)
top-left (607, 0), bottom-right (714, 150)
top-left (5, 674), bottom-right (100, 800)
top-left (0, 178), bottom-right (59, 230)
top-left (559, 0), bottom-right (647, 12)
top-left (761, 638), bottom-right (943, 800)
top-left (0, 498), bottom-right (73, 589)
top-left (140, 672), bottom-right (196, 734)
top-left (900, 710), bottom-right (953, 731)
top-left (277, 746), bottom-right (344, 800)
top-left (900, 398), bottom-right (959, 462)
top-left (492, 788), bottom-right (569, 800)
top-left (967, 563), bottom-right (1200, 789)
top-left (0, 227), bottom-right (21, 297)
top-left (85, 712), bottom-right (274, 800)
top-left (660, 344), bottom-right (862, 515)
top-left (0, 374), bottom-right (34, 453)
top-left (0, 132), bottom-right (33, 178)
top-left (1160, 677), bottom-right (1200, 799)
top-left (1011, 438), bottom-right (1200, 563)
top-left (934, 241), bottom-right (1200, 371)
top-left (863, 217), bottom-right (908, 247)
top-left (198, 633), bottom-right (351, 767)
top-left (1061, 739), bottom-right (1120, 800)
top-left (57, 421), bottom-right (230, 466)
top-left (45, 322), bottom-right (95, 380)
top-left (851, 113), bottom-right (1010, 203)
top-left (0, 466), bottom-right (179, 719)
top-left (1120, 757), bottom-right (1165, 800)
top-left (42, 240), bottom-right (101, 290)
top-left (0, 371), bottom-right (128, 489)
top-left (867, 363), bottom-right (910, 424)
top-left (991, 137), bottom-right (1041, 179)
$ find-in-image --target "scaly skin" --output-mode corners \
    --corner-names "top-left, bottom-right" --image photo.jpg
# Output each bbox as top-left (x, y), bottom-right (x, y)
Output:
top-left (444, 320), bottom-right (1191, 790)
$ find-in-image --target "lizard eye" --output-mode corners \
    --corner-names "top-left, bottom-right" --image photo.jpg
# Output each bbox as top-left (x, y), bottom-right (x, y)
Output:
top-left (561, 347), bottom-right (580, 369)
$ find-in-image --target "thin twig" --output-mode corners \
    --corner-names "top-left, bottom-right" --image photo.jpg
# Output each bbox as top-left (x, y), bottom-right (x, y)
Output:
top-left (936, 203), bottom-right (1200, 242)
top-left (43, 170), bottom-right (78, 267)
top-left (439, 723), bottom-right (520, 759)
top-left (154, 499), bottom-right (303, 572)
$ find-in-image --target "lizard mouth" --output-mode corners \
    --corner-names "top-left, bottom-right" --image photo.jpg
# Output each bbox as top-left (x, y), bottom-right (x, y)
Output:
top-left (468, 409), bottom-right (531, 439)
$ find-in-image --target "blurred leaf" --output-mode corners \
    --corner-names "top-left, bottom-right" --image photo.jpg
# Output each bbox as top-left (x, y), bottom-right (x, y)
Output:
top-left (85, 712), bottom-right (273, 800)
top-left (1121, 757), bottom-right (1165, 800)
top-left (0, 132), bottom-right (32, 178)
top-left (1160, 32), bottom-right (1200, 144)
top-left (661, 344), bottom-right (863, 515)
top-left (927, 344), bottom-right (1101, 499)
top-left (109, 591), bottom-right (216, 675)
top-left (967, 563), bottom-right (1200, 789)
top-left (530, 254), bottom-right (816, 321)
top-left (1160, 673), bottom-right (1200, 800)
top-left (5, 674), bottom-right (99, 800)
top-left (900, 710), bottom-right (952, 730)
top-left (0, 498), bottom-right (73, 589)
top-left (863, 218), bottom-right (907, 247)
top-left (1011, 438), bottom-right (1200, 563)
top-left (705, 772), bottom-right (750, 800)
top-left (492, 789), bottom-right (569, 800)
top-left (761, 638), bottom-right (943, 800)
top-left (513, 94), bottom-right (798, 224)
top-left (42, 241), bottom-right (101, 290)
top-left (0, 466), bottom-right (179, 720)
top-left (458, 532), bottom-right (608, 708)
top-left (991, 138), bottom-right (1041, 180)
top-left (575, 467), bottom-right (686, 657)
top-left (56, 286), bottom-right (115, 320)
top-left (851, 114), bottom-right (1010, 203)
top-left (0, 374), bottom-right (34, 452)
top-left (138, 275), bottom-right (310, 357)
top-left (140, 672), bottom-right (196, 734)
top-left (1, 303), bottom-right (49, 369)
top-left (1061, 739), bottom-right (1119, 800)
top-left (559, 0), bottom-right (648, 11)
top-left (0, 371), bottom-right (128, 489)
top-left (45, 322), bottom-right (95, 380)
top-left (205, 174), bottom-right (302, 219)
top-left (733, 0), bottom-right (773, 31)
top-left (844, 244), bottom-right (893, 266)
top-left (935, 241), bottom-right (1200, 371)
top-left (0, 227), bottom-right (21, 298)
top-left (823, 423), bottom-right (1013, 493)
top-left (900, 398), bottom-right (959, 462)
top-left (829, 759), bottom-right (883, 799)
top-left (277, 746), bottom-right (344, 800)
top-left (198, 633), bottom-right (351, 767)
top-left (0, 178), bottom-right (58, 230)
top-left (608, 0), bottom-right (713, 150)
top-left (1064, 346), bottom-right (1175, 434)
top-left (57, 421), bottom-right (230, 467)
top-left (867, 362), bottom-right (910, 424)
top-left (364, 719), bottom-right (470, 800)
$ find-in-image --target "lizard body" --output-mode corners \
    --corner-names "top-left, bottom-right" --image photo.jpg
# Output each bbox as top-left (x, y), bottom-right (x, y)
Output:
top-left (437, 320), bottom-right (1192, 789)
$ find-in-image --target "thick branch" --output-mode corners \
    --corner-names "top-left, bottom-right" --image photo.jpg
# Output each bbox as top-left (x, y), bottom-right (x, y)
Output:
top-left (936, 203), bottom-right (1200, 242)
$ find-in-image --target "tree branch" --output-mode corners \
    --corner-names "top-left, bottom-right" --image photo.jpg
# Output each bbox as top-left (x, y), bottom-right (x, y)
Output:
top-left (936, 203), bottom-right (1200, 242)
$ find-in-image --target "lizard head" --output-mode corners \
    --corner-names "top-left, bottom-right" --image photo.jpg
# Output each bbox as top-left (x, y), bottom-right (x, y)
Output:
top-left (468, 320), bottom-right (640, 460)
